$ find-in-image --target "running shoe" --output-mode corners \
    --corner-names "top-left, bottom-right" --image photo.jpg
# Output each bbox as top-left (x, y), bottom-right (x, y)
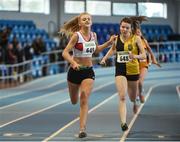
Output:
top-left (78, 129), bottom-right (87, 138)
top-left (121, 123), bottom-right (128, 131)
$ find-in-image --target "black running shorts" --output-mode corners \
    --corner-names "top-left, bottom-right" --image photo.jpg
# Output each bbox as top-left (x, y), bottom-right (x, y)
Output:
top-left (67, 67), bottom-right (95, 84)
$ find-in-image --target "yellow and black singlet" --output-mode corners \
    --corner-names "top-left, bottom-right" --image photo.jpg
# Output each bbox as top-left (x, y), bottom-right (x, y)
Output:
top-left (115, 34), bottom-right (140, 76)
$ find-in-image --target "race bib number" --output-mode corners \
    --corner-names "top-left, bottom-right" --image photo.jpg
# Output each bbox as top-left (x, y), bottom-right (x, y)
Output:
top-left (83, 41), bottom-right (96, 54)
top-left (117, 51), bottom-right (129, 63)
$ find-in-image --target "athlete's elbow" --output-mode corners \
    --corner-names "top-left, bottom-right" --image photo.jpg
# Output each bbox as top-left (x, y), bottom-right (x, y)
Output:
top-left (62, 51), bottom-right (65, 58)
top-left (62, 50), bottom-right (67, 59)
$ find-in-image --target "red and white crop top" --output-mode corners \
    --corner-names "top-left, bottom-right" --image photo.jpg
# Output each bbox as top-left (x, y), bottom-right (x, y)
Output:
top-left (73, 32), bottom-right (96, 57)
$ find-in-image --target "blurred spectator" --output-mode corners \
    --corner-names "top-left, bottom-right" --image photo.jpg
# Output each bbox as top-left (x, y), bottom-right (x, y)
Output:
top-left (12, 36), bottom-right (24, 63)
top-left (24, 41), bottom-right (33, 61)
top-left (32, 37), bottom-right (46, 76)
top-left (6, 43), bottom-right (17, 83)
top-left (6, 43), bottom-right (17, 64)
top-left (32, 37), bottom-right (46, 56)
top-left (12, 37), bottom-right (24, 79)
top-left (23, 41), bottom-right (33, 81)
top-left (0, 27), bottom-right (10, 63)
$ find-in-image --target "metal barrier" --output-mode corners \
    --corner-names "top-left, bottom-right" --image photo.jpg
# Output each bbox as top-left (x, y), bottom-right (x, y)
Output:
top-left (149, 41), bottom-right (180, 63)
top-left (0, 50), bottom-right (67, 87)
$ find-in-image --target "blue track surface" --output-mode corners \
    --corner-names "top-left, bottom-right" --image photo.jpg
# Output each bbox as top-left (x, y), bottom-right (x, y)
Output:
top-left (0, 63), bottom-right (180, 141)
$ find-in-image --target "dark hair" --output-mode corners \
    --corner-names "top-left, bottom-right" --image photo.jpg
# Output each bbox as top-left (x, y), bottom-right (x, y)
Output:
top-left (120, 17), bottom-right (132, 25)
top-left (120, 16), bottom-right (147, 34)
top-left (130, 16), bottom-right (148, 34)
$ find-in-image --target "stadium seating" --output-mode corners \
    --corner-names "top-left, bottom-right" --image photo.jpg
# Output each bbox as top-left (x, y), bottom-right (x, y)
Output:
top-left (0, 19), bottom-right (58, 77)
top-left (92, 23), bottom-right (175, 58)
top-left (92, 23), bottom-right (173, 43)
top-left (141, 24), bottom-right (173, 42)
top-left (0, 20), bottom-right (36, 30)
top-left (0, 19), bottom-right (56, 50)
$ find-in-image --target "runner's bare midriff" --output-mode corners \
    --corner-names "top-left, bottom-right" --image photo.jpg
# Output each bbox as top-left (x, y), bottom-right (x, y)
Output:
top-left (74, 57), bottom-right (93, 67)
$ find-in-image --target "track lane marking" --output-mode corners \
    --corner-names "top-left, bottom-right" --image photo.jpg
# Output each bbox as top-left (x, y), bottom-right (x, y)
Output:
top-left (0, 98), bottom-right (70, 128)
top-left (42, 93), bottom-right (118, 142)
top-left (0, 79), bottom-right (66, 100)
top-left (120, 82), bottom-right (179, 142)
top-left (0, 81), bottom-right (114, 128)
top-left (176, 85), bottom-right (180, 100)
top-left (0, 88), bottom-right (68, 109)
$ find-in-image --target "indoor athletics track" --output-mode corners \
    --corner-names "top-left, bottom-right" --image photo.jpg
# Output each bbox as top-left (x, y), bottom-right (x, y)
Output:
top-left (0, 63), bottom-right (180, 142)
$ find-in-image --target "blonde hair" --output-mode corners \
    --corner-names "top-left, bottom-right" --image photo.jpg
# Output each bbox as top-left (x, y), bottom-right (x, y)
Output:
top-left (59, 12), bottom-right (91, 37)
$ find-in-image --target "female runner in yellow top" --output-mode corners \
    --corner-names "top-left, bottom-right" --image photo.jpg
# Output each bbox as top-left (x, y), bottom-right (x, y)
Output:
top-left (100, 17), bottom-right (146, 131)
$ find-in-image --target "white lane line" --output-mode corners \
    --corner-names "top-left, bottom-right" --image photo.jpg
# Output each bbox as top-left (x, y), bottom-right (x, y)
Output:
top-left (42, 93), bottom-right (118, 142)
top-left (0, 81), bottom-right (114, 110)
top-left (0, 99), bottom-right (70, 128)
top-left (176, 85), bottom-right (180, 100)
top-left (0, 81), bottom-right (114, 128)
top-left (120, 83), bottom-right (175, 142)
top-left (0, 88), bottom-right (68, 110)
top-left (0, 79), bottom-right (66, 100)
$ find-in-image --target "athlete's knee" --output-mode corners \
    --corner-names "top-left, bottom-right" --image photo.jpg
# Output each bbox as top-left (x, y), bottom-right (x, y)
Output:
top-left (80, 91), bottom-right (88, 106)
top-left (119, 96), bottom-right (126, 101)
